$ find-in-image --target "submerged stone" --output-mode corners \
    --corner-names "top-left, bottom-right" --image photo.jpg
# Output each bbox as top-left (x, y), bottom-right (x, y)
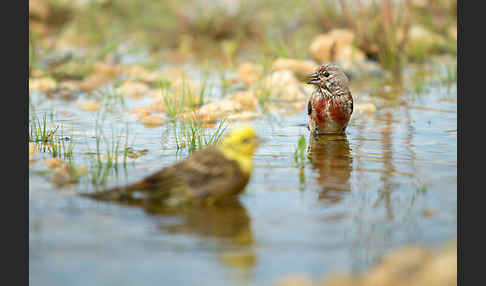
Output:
top-left (116, 80), bottom-right (150, 98)
top-left (139, 115), bottom-right (167, 127)
top-left (77, 100), bottom-right (101, 112)
top-left (29, 77), bottom-right (58, 93)
top-left (237, 62), bottom-right (262, 86)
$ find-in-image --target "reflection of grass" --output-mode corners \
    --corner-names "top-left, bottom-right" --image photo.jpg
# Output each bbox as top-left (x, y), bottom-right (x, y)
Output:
top-left (411, 76), bottom-right (427, 95)
top-left (94, 86), bottom-right (126, 113)
top-left (173, 118), bottom-right (228, 153)
top-left (89, 118), bottom-right (130, 187)
top-left (218, 70), bottom-right (231, 97)
top-left (441, 63), bottom-right (457, 85)
top-left (255, 87), bottom-right (271, 111)
top-left (293, 135), bottom-right (306, 168)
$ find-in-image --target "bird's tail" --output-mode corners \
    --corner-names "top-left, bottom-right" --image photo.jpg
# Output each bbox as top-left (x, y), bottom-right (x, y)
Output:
top-left (80, 182), bottom-right (146, 202)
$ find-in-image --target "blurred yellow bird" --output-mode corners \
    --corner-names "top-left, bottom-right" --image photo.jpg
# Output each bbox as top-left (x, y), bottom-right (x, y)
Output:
top-left (83, 125), bottom-right (260, 207)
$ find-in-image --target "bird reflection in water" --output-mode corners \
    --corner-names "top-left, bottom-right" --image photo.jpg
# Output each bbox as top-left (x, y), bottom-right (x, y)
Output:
top-left (307, 134), bottom-right (353, 203)
top-left (147, 201), bottom-right (256, 284)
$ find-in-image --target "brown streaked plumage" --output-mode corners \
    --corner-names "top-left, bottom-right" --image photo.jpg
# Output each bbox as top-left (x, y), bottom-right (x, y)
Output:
top-left (82, 125), bottom-right (259, 208)
top-left (307, 64), bottom-right (353, 135)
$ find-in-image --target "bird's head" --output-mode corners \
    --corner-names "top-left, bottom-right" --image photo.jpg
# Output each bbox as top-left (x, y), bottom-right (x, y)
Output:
top-left (218, 125), bottom-right (260, 175)
top-left (307, 64), bottom-right (350, 97)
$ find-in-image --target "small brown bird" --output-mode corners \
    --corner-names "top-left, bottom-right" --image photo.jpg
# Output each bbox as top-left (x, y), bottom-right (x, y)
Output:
top-left (82, 125), bottom-right (260, 207)
top-left (307, 64), bottom-right (353, 135)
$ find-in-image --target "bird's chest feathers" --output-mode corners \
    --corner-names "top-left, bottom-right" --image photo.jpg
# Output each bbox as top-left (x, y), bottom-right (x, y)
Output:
top-left (311, 93), bottom-right (349, 126)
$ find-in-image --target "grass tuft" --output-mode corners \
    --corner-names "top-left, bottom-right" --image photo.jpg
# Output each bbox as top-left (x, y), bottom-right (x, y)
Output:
top-left (172, 117), bottom-right (228, 153)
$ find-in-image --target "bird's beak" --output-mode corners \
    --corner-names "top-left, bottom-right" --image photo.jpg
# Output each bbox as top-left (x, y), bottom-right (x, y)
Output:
top-left (307, 72), bottom-right (320, 85)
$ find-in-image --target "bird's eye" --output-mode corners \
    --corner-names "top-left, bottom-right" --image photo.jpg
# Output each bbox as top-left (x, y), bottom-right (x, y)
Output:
top-left (242, 138), bottom-right (251, 144)
top-left (323, 71), bottom-right (330, 77)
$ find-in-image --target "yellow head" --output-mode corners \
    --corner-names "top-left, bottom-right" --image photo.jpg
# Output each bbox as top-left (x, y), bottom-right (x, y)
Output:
top-left (218, 125), bottom-right (259, 175)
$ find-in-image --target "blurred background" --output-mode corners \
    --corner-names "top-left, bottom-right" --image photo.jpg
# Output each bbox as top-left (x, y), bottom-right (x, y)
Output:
top-left (30, 0), bottom-right (456, 73)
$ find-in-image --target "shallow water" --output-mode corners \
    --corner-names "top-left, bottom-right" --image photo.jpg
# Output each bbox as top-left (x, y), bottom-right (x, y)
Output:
top-left (29, 60), bottom-right (456, 285)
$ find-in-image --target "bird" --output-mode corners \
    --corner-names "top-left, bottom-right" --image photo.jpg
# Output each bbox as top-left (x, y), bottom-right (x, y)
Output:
top-left (306, 64), bottom-right (353, 135)
top-left (82, 125), bottom-right (260, 207)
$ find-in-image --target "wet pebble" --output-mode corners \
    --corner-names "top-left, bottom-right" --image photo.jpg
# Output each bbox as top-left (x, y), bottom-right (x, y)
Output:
top-left (196, 99), bottom-right (243, 122)
top-left (263, 70), bottom-right (308, 102)
top-left (139, 115), bottom-right (167, 127)
top-left (354, 103), bottom-right (377, 113)
top-left (273, 275), bottom-right (314, 286)
top-left (237, 62), bottom-right (262, 86)
top-left (131, 106), bottom-right (152, 118)
top-left (229, 90), bottom-right (258, 111)
top-left (78, 74), bottom-right (112, 92)
top-left (116, 80), bottom-right (150, 98)
top-left (45, 158), bottom-right (64, 169)
top-left (77, 100), bottom-right (101, 112)
top-left (227, 111), bottom-right (262, 122)
top-left (29, 77), bottom-right (57, 93)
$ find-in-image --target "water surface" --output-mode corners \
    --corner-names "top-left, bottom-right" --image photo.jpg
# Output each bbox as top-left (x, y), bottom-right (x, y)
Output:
top-left (29, 59), bottom-right (456, 286)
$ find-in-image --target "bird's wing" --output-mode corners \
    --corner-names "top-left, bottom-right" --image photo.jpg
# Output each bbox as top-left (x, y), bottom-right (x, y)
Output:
top-left (172, 148), bottom-right (248, 203)
top-left (82, 147), bottom-right (247, 206)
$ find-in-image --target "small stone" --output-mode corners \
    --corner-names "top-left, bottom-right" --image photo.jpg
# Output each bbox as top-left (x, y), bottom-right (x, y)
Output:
top-left (139, 115), bottom-right (167, 127)
top-left (58, 81), bottom-right (81, 98)
top-left (321, 273), bottom-right (357, 286)
top-left (140, 71), bottom-right (166, 84)
top-left (237, 62), bottom-right (262, 85)
top-left (91, 63), bottom-right (122, 77)
top-left (45, 158), bottom-right (64, 170)
top-left (131, 106), bottom-right (152, 118)
top-left (227, 111), bottom-right (261, 122)
top-left (149, 89), bottom-right (162, 99)
top-left (49, 165), bottom-right (75, 187)
top-left (197, 100), bottom-right (242, 121)
top-left (74, 166), bottom-right (88, 177)
top-left (334, 45), bottom-right (366, 62)
top-left (149, 100), bottom-right (167, 113)
top-left (263, 70), bottom-right (308, 102)
top-left (29, 0), bottom-right (49, 21)
top-left (79, 74), bottom-right (112, 92)
top-left (230, 91), bottom-right (258, 111)
top-left (116, 81), bottom-right (150, 98)
top-left (30, 20), bottom-right (49, 37)
top-left (273, 275), bottom-right (314, 286)
top-left (355, 103), bottom-right (376, 113)
top-left (77, 100), bottom-right (101, 112)
top-left (29, 77), bottom-right (57, 93)
top-left (411, 250), bottom-right (456, 286)
top-left (422, 209), bottom-right (437, 217)
top-left (30, 69), bottom-right (45, 78)
top-left (29, 143), bottom-right (37, 159)
top-left (361, 246), bottom-right (432, 286)
top-left (123, 65), bottom-right (150, 79)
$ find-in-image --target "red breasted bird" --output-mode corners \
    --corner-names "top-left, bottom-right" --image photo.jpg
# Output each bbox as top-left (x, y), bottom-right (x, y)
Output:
top-left (306, 64), bottom-right (353, 135)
